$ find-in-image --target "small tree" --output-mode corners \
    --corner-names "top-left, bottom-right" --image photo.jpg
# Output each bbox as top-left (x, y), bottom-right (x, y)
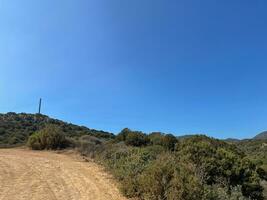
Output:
top-left (116, 128), bottom-right (149, 147)
top-left (116, 128), bottom-right (131, 142)
top-left (162, 134), bottom-right (177, 151)
top-left (125, 131), bottom-right (149, 147)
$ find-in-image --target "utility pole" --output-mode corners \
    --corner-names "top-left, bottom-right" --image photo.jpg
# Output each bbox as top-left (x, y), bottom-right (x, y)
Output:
top-left (38, 98), bottom-right (42, 114)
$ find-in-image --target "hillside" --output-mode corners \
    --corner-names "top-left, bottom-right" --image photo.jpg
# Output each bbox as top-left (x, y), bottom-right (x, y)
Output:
top-left (235, 139), bottom-right (267, 170)
top-left (254, 131), bottom-right (267, 140)
top-left (0, 112), bottom-right (114, 146)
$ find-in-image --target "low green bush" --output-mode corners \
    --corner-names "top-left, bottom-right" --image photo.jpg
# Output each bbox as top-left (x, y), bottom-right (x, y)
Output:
top-left (116, 128), bottom-right (149, 147)
top-left (27, 124), bottom-right (69, 150)
top-left (176, 136), bottom-right (264, 200)
top-left (77, 135), bottom-right (105, 158)
top-left (139, 153), bottom-right (203, 200)
top-left (203, 185), bottom-right (249, 200)
top-left (148, 132), bottom-right (178, 150)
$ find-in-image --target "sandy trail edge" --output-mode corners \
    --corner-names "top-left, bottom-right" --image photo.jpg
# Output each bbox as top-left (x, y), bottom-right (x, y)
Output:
top-left (0, 148), bottom-right (127, 200)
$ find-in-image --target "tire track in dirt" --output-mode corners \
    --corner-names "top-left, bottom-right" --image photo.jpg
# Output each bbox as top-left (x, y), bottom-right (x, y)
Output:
top-left (0, 149), bottom-right (127, 200)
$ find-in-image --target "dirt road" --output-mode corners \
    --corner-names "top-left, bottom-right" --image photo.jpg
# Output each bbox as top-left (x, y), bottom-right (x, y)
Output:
top-left (0, 149), bottom-right (127, 200)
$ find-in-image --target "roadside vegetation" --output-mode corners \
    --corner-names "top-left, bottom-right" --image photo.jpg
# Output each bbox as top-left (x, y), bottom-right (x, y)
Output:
top-left (76, 128), bottom-right (266, 200)
top-left (1, 113), bottom-right (267, 199)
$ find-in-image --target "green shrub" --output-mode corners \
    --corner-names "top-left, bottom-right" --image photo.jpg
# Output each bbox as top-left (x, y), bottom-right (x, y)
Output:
top-left (27, 124), bottom-right (69, 150)
top-left (116, 128), bottom-right (149, 147)
top-left (139, 153), bottom-right (203, 200)
top-left (90, 143), bottom-right (163, 197)
top-left (125, 132), bottom-right (149, 147)
top-left (116, 128), bottom-right (131, 142)
top-left (203, 185), bottom-right (249, 200)
top-left (176, 135), bottom-right (264, 199)
top-left (148, 132), bottom-right (165, 145)
top-left (257, 167), bottom-right (267, 180)
top-left (27, 132), bottom-right (42, 150)
top-left (148, 132), bottom-right (178, 150)
top-left (77, 135), bottom-right (104, 158)
top-left (161, 134), bottom-right (178, 151)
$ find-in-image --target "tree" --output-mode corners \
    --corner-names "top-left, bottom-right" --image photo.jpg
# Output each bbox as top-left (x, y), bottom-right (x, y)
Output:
top-left (162, 134), bottom-right (177, 151)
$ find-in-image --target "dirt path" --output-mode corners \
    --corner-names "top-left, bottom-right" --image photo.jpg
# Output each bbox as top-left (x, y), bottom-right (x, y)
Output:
top-left (0, 149), bottom-right (127, 200)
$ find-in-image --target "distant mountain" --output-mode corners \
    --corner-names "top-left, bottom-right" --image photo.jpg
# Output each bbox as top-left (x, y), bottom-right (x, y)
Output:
top-left (253, 131), bottom-right (267, 140)
top-left (224, 138), bottom-right (241, 143)
top-left (176, 134), bottom-right (196, 140)
top-left (0, 112), bottom-right (114, 146)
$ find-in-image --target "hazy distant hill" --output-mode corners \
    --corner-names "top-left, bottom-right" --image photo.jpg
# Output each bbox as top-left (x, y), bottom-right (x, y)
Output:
top-left (254, 131), bottom-right (267, 140)
top-left (0, 112), bottom-right (114, 146)
top-left (224, 138), bottom-right (241, 143)
top-left (176, 134), bottom-right (197, 140)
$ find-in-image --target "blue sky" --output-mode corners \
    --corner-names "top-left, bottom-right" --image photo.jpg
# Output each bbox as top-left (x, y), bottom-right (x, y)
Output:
top-left (1, 0), bottom-right (267, 139)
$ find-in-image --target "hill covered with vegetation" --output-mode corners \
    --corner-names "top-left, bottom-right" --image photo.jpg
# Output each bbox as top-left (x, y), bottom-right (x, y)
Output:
top-left (0, 112), bottom-right (114, 146)
top-left (234, 139), bottom-right (267, 182)
top-left (254, 131), bottom-right (267, 140)
top-left (1, 112), bottom-right (267, 199)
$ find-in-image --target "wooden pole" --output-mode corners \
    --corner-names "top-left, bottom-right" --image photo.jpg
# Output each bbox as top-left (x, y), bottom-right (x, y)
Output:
top-left (38, 98), bottom-right (42, 114)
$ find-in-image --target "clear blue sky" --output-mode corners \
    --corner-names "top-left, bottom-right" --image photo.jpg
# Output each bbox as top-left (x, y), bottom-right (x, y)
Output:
top-left (1, 0), bottom-right (267, 139)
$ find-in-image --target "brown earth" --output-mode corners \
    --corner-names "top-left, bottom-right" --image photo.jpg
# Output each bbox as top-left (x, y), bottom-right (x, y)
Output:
top-left (0, 148), bottom-right (127, 200)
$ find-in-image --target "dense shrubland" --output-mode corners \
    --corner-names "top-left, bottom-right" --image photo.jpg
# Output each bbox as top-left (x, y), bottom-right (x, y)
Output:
top-left (77, 129), bottom-right (265, 200)
top-left (235, 139), bottom-right (267, 172)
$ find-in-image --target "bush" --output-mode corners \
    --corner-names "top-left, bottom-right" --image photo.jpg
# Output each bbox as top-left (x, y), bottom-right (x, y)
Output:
top-left (77, 135), bottom-right (104, 158)
top-left (161, 134), bottom-right (178, 151)
top-left (176, 135), bottom-right (264, 200)
top-left (27, 124), bottom-right (69, 150)
top-left (257, 167), bottom-right (267, 180)
top-left (148, 132), bottom-right (178, 151)
top-left (27, 133), bottom-right (42, 150)
top-left (116, 128), bottom-right (149, 147)
top-left (139, 153), bottom-right (203, 200)
top-left (125, 132), bottom-right (149, 147)
top-left (203, 185), bottom-right (249, 200)
top-left (148, 132), bottom-right (164, 145)
top-left (116, 128), bottom-right (131, 142)
top-left (90, 143), bottom-right (163, 197)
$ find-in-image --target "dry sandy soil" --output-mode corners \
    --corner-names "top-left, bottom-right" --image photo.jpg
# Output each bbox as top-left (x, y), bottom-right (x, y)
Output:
top-left (0, 148), bottom-right (127, 200)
